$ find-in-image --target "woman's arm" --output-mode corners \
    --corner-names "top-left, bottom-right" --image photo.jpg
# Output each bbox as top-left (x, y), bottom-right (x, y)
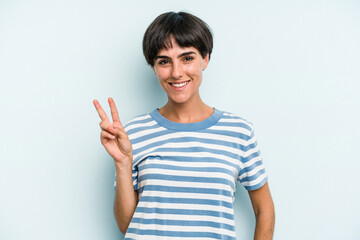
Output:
top-left (113, 159), bottom-right (139, 234)
top-left (93, 98), bottom-right (139, 234)
top-left (248, 182), bottom-right (275, 240)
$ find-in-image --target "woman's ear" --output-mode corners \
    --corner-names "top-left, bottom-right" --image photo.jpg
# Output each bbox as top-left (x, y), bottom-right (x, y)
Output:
top-left (202, 53), bottom-right (210, 71)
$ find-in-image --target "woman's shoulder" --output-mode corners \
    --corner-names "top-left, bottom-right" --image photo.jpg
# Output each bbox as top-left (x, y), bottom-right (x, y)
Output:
top-left (217, 108), bottom-right (255, 132)
top-left (123, 111), bottom-right (153, 131)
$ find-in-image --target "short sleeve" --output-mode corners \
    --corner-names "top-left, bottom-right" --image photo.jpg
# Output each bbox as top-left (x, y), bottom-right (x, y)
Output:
top-left (238, 125), bottom-right (268, 191)
top-left (132, 164), bottom-right (138, 191)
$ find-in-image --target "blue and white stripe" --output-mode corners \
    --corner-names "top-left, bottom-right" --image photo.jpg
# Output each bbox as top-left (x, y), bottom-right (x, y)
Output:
top-left (118, 108), bottom-right (267, 239)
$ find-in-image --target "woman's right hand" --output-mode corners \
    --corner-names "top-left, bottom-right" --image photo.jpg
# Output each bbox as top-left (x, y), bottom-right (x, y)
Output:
top-left (93, 97), bottom-right (133, 164)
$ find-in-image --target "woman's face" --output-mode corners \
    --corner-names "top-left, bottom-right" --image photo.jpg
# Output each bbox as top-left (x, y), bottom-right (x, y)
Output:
top-left (152, 38), bottom-right (209, 105)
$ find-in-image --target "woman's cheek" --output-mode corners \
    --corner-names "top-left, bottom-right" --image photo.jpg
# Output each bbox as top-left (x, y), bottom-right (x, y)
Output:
top-left (159, 69), bottom-right (171, 81)
top-left (189, 63), bottom-right (202, 74)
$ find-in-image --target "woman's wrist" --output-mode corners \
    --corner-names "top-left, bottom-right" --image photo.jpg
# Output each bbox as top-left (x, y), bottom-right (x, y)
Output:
top-left (114, 157), bottom-right (133, 172)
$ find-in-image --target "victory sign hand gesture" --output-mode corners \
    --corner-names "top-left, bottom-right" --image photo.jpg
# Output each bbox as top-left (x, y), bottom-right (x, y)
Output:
top-left (93, 98), bottom-right (133, 163)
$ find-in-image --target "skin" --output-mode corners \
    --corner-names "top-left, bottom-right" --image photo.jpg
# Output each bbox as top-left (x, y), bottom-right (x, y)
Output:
top-left (93, 98), bottom-right (138, 234)
top-left (152, 37), bottom-right (214, 123)
top-left (249, 182), bottom-right (275, 240)
top-left (93, 37), bottom-right (275, 238)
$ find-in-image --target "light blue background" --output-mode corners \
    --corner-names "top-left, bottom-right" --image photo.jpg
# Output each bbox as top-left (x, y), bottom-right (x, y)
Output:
top-left (1, 0), bottom-right (359, 239)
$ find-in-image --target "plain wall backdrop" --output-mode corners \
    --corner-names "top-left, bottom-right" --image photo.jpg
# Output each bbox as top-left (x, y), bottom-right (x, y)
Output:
top-left (1, 0), bottom-right (359, 239)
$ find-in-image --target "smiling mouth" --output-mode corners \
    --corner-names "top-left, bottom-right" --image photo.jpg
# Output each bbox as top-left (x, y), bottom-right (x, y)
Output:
top-left (168, 80), bottom-right (191, 88)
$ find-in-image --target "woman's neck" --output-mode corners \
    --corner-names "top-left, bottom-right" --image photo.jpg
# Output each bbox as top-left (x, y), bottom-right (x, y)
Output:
top-left (158, 97), bottom-right (214, 123)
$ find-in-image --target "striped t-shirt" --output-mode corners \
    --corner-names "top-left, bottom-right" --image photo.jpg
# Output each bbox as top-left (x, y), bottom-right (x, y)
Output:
top-left (119, 107), bottom-right (267, 240)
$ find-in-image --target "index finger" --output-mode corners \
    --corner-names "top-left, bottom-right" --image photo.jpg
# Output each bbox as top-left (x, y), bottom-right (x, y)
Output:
top-left (93, 99), bottom-right (110, 122)
top-left (108, 97), bottom-right (121, 123)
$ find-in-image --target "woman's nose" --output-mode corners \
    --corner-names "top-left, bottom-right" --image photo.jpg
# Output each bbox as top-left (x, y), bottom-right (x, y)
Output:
top-left (171, 61), bottom-right (183, 79)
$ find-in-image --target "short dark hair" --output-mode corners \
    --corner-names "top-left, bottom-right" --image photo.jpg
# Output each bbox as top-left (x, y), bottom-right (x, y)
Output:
top-left (142, 11), bottom-right (213, 66)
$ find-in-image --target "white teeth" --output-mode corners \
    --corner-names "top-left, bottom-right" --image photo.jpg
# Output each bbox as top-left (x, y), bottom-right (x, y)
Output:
top-left (171, 81), bottom-right (189, 88)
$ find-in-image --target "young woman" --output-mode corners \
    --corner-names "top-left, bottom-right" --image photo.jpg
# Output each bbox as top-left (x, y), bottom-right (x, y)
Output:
top-left (93, 11), bottom-right (275, 240)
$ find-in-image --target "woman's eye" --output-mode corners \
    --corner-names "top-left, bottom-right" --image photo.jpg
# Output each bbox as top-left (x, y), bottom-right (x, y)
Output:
top-left (159, 60), bottom-right (169, 65)
top-left (184, 56), bottom-right (193, 62)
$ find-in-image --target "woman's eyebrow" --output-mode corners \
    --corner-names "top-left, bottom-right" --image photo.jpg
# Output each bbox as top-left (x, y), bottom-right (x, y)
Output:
top-left (178, 51), bottom-right (196, 58)
top-left (155, 55), bottom-right (170, 60)
top-left (155, 51), bottom-right (196, 60)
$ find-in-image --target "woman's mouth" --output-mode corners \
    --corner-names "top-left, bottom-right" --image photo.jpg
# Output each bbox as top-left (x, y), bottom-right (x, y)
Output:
top-left (168, 80), bottom-right (190, 90)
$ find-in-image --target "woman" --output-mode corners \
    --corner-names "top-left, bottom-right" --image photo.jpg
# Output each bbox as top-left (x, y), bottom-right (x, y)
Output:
top-left (93, 11), bottom-right (275, 240)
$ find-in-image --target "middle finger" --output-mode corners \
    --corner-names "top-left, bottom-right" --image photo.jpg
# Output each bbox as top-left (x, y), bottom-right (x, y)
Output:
top-left (108, 97), bottom-right (121, 124)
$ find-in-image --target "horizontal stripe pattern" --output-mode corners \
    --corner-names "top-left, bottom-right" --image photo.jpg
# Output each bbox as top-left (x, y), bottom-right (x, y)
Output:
top-left (118, 108), bottom-right (267, 239)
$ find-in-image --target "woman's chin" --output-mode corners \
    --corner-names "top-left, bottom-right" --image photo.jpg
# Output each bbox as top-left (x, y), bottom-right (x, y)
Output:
top-left (167, 96), bottom-right (190, 105)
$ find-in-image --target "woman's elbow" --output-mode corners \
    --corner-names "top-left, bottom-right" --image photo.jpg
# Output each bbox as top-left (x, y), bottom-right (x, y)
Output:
top-left (115, 215), bottom-right (130, 235)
